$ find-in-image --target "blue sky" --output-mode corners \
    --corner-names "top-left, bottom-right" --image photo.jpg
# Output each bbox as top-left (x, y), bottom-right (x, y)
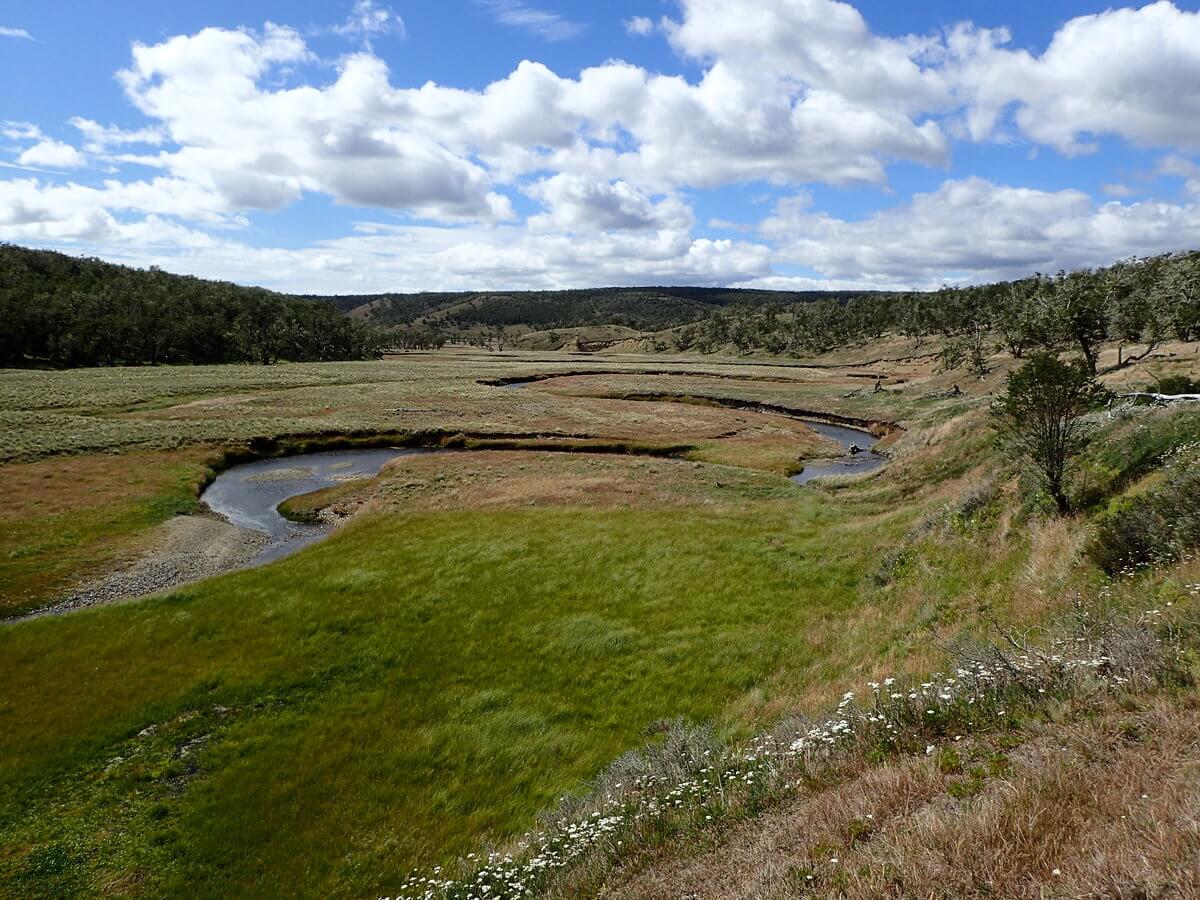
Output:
top-left (3, 0), bottom-right (1200, 293)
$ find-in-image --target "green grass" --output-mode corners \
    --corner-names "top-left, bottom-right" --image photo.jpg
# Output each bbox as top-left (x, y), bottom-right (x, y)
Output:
top-left (5, 349), bottom-right (1195, 898)
top-left (0, 452), bottom-right (211, 617)
top-left (0, 499), bottom-right (896, 898)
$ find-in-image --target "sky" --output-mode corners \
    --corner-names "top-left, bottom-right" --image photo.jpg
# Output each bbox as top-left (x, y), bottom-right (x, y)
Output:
top-left (3, 0), bottom-right (1200, 294)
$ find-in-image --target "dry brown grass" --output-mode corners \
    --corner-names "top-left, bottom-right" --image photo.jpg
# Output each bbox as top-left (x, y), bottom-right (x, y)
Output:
top-left (602, 691), bottom-right (1200, 899)
top-left (1019, 516), bottom-right (1089, 603)
top-left (0, 447), bottom-right (212, 519)
top-left (0, 448), bottom-right (215, 615)
top-left (295, 450), bottom-right (791, 522)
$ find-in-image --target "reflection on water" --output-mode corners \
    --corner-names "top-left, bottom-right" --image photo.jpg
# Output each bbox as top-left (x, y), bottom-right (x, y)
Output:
top-left (790, 421), bottom-right (887, 485)
top-left (201, 448), bottom-right (431, 564)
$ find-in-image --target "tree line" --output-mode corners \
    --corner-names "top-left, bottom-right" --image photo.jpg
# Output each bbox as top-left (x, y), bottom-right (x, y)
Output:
top-left (677, 252), bottom-right (1200, 368)
top-left (0, 244), bottom-right (383, 368)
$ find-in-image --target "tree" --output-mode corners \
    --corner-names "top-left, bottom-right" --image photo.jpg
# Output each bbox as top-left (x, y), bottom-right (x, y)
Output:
top-left (1159, 253), bottom-right (1200, 342)
top-left (991, 353), bottom-right (1106, 514)
top-left (1050, 270), bottom-right (1108, 375)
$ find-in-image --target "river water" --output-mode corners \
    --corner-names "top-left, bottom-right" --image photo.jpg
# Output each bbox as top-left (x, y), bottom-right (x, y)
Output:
top-left (200, 448), bottom-right (431, 564)
top-left (200, 401), bottom-right (885, 564)
top-left (792, 421), bottom-right (888, 485)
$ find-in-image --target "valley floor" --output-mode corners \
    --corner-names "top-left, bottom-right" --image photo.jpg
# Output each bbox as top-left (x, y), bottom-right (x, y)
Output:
top-left (0, 341), bottom-right (1197, 897)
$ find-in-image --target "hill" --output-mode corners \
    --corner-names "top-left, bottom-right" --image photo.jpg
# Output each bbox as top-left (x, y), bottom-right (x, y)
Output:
top-left (341, 286), bottom-right (868, 332)
top-left (0, 244), bottom-right (381, 368)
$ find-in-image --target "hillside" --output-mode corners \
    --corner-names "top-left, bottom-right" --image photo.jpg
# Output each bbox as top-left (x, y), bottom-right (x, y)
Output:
top-left (345, 286), bottom-right (867, 332)
top-left (2, 332), bottom-right (1199, 897)
top-left (0, 244), bottom-right (381, 368)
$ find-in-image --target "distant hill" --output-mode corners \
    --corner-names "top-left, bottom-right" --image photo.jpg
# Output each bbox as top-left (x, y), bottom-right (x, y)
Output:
top-left (9, 242), bottom-right (1192, 364)
top-left (325, 286), bottom-right (870, 333)
top-left (0, 244), bottom-right (381, 368)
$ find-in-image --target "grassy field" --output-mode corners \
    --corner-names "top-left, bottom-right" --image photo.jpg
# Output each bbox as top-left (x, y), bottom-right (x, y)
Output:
top-left (1, 344), bottom-right (1198, 897)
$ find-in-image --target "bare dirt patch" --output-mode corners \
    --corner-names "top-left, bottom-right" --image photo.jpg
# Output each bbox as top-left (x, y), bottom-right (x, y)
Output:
top-left (12, 514), bottom-right (268, 622)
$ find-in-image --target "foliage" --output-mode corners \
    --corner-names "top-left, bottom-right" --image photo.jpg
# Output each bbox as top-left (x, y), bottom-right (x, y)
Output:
top-left (5, 242), bottom-right (1198, 365)
top-left (674, 252), bottom-right (1200, 361)
top-left (359, 286), bottom-right (861, 334)
top-left (1086, 446), bottom-right (1200, 574)
top-left (1154, 374), bottom-right (1200, 394)
top-left (991, 354), bottom-right (1107, 513)
top-left (0, 244), bottom-right (383, 367)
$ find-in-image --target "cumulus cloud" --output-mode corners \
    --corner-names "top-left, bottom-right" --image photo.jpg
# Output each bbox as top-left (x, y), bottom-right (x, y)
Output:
top-left (8, 2), bottom-right (1200, 291)
top-left (949, 1), bottom-right (1200, 153)
top-left (114, 27), bottom-right (511, 221)
top-left (761, 177), bottom-right (1200, 285)
top-left (17, 140), bottom-right (86, 169)
top-left (526, 175), bottom-right (692, 232)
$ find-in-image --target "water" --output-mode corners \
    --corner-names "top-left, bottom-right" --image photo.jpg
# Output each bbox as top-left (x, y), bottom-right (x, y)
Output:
top-left (490, 375), bottom-right (889, 486)
top-left (200, 406), bottom-right (885, 570)
top-left (201, 448), bottom-right (432, 564)
top-left (790, 421), bottom-right (887, 485)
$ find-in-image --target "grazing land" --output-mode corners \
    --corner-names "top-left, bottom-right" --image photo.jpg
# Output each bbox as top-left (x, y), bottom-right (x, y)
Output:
top-left (1, 339), bottom-right (1199, 898)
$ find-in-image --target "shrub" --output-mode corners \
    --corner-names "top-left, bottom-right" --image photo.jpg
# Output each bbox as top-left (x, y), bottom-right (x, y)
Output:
top-left (1069, 404), bottom-right (1200, 508)
top-left (1154, 374), bottom-right (1200, 394)
top-left (1087, 449), bottom-right (1200, 574)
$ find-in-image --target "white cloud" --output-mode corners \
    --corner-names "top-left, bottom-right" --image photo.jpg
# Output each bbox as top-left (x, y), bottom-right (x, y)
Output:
top-left (666, 0), bottom-right (950, 117)
top-left (2, 121), bottom-right (44, 141)
top-left (114, 28), bottom-right (511, 221)
top-left (624, 16), bottom-right (654, 37)
top-left (17, 140), bottom-right (86, 169)
top-left (8, 3), bottom-right (1200, 292)
top-left (526, 175), bottom-right (692, 232)
top-left (0, 178), bottom-right (245, 239)
top-left (69, 118), bottom-right (165, 152)
top-left (4, 218), bottom-right (773, 293)
top-left (761, 177), bottom-right (1200, 285)
top-left (477, 1), bottom-right (584, 41)
top-left (334, 1), bottom-right (405, 41)
top-left (1158, 155), bottom-right (1200, 196)
top-left (949, 1), bottom-right (1200, 153)
top-left (0, 26), bottom-right (33, 40)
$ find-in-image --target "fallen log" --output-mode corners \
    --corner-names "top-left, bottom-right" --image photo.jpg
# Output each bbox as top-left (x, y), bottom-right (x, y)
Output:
top-left (1121, 392), bottom-right (1200, 403)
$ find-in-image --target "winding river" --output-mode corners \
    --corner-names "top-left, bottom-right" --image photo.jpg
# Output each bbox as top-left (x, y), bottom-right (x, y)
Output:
top-left (790, 421), bottom-right (887, 484)
top-left (201, 448), bottom-right (432, 564)
top-left (200, 385), bottom-right (885, 563)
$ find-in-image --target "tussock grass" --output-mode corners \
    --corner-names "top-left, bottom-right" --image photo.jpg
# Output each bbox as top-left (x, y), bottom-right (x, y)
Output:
top-left (393, 604), bottom-right (1192, 899)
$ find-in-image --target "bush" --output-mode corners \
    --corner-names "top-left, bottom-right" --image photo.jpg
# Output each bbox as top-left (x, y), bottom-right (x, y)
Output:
top-left (1069, 405), bottom-right (1200, 508)
top-left (1087, 449), bottom-right (1200, 574)
top-left (991, 353), bottom-right (1107, 513)
top-left (1154, 374), bottom-right (1200, 394)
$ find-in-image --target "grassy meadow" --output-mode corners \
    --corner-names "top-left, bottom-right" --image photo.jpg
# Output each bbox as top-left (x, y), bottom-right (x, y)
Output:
top-left (1, 344), bottom-right (1198, 897)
